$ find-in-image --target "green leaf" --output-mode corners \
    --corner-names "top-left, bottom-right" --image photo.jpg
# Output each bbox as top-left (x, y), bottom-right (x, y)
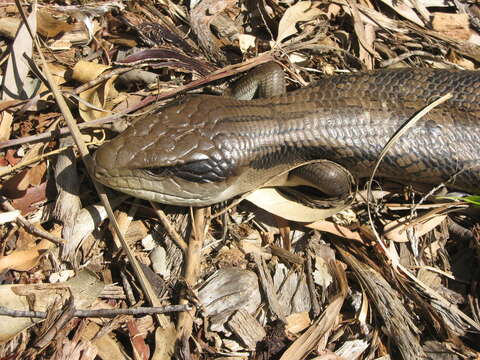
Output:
top-left (438, 195), bottom-right (480, 206)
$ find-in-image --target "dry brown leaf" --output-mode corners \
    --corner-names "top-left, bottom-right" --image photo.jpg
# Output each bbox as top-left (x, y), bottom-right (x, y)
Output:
top-left (37, 63), bottom-right (68, 100)
top-left (72, 60), bottom-right (111, 84)
top-left (0, 271), bottom-right (104, 344)
top-left (37, 8), bottom-right (76, 38)
top-left (152, 326), bottom-right (176, 360)
top-left (128, 319), bottom-right (150, 360)
top-left (2, 161), bottom-right (46, 196)
top-left (10, 182), bottom-right (47, 215)
top-left (306, 220), bottom-right (364, 243)
top-left (0, 283), bottom-right (67, 344)
top-left (0, 99), bottom-right (27, 113)
top-left (375, 0), bottom-right (425, 27)
top-left (81, 322), bottom-right (129, 360)
top-left (0, 239), bottom-right (52, 272)
top-left (276, 1), bottom-right (323, 43)
top-left (384, 214), bottom-right (447, 243)
top-left (72, 60), bottom-right (118, 121)
top-left (286, 311), bottom-right (311, 334)
top-left (4, 149), bottom-right (20, 166)
top-left (24, 160), bottom-right (46, 187)
top-left (344, 0), bottom-right (377, 59)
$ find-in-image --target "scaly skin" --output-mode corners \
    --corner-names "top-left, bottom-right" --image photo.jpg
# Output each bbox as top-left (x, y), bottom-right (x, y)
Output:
top-left (93, 68), bottom-right (480, 206)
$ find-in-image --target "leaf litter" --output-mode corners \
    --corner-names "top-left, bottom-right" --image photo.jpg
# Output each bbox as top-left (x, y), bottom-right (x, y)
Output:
top-left (0, 1), bottom-right (479, 359)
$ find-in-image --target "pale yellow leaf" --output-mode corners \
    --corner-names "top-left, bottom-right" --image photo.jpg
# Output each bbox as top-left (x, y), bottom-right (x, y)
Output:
top-left (245, 188), bottom-right (347, 222)
top-left (238, 34), bottom-right (256, 53)
top-left (384, 214), bottom-right (447, 242)
top-left (0, 210), bottom-right (19, 224)
top-left (2, 5), bottom-right (37, 101)
top-left (0, 111), bottom-right (13, 142)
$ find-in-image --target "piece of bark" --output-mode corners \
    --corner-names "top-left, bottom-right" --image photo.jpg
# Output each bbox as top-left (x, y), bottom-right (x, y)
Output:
top-left (253, 254), bottom-right (287, 321)
top-left (432, 13), bottom-right (470, 40)
top-left (273, 264), bottom-right (311, 315)
top-left (227, 309), bottom-right (266, 350)
top-left (198, 267), bottom-right (261, 332)
top-left (53, 138), bottom-right (81, 242)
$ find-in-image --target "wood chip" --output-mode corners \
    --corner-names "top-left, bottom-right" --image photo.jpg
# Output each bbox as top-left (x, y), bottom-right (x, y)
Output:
top-left (227, 309), bottom-right (266, 350)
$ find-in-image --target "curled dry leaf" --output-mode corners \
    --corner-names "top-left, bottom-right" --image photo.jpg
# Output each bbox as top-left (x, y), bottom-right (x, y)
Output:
top-left (276, 1), bottom-right (324, 43)
top-left (72, 61), bottom-right (118, 121)
top-left (37, 8), bottom-right (77, 38)
top-left (306, 220), bottom-right (364, 243)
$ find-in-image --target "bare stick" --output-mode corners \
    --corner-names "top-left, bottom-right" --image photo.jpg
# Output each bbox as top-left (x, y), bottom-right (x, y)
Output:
top-left (0, 304), bottom-right (192, 319)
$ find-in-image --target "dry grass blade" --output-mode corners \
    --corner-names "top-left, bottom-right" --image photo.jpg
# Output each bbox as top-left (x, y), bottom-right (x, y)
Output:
top-left (366, 92), bottom-right (453, 261)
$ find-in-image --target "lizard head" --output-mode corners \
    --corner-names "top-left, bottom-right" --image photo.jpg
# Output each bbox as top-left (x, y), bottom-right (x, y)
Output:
top-left (93, 96), bottom-right (246, 206)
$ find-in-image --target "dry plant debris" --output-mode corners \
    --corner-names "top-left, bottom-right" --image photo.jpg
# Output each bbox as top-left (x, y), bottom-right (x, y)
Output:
top-left (0, 1), bottom-right (479, 359)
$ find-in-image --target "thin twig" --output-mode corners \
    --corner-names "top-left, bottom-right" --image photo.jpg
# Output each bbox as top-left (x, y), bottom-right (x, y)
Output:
top-left (0, 304), bottom-right (192, 319)
top-left (380, 50), bottom-right (440, 67)
top-left (0, 196), bottom-right (64, 245)
top-left (150, 201), bottom-right (188, 253)
top-left (72, 66), bottom-right (134, 95)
